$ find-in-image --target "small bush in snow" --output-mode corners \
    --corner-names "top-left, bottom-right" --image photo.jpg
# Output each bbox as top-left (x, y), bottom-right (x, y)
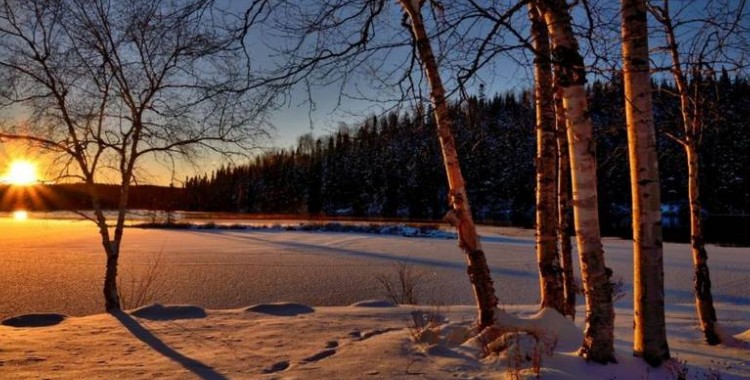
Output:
top-left (375, 261), bottom-right (426, 305)
top-left (118, 251), bottom-right (166, 310)
top-left (477, 326), bottom-right (558, 379)
top-left (664, 357), bottom-right (689, 380)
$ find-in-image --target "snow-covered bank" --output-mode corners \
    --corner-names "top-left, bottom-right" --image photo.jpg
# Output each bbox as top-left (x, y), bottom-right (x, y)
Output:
top-left (1, 303), bottom-right (749, 379)
top-left (132, 221), bottom-right (459, 239)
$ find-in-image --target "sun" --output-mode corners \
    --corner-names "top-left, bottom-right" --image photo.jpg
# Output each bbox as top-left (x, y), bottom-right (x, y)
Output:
top-left (3, 160), bottom-right (38, 186)
top-left (13, 210), bottom-right (28, 221)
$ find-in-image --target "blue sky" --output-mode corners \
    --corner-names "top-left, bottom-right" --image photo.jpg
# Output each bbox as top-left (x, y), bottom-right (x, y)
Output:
top-left (263, 0), bottom-right (748, 150)
top-left (2, 0), bottom-right (746, 185)
top-left (160, 0), bottom-right (746, 184)
top-left (252, 0), bottom-right (538, 150)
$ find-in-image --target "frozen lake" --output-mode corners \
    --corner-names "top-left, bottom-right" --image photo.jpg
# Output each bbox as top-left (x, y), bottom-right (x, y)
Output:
top-left (1, 217), bottom-right (748, 320)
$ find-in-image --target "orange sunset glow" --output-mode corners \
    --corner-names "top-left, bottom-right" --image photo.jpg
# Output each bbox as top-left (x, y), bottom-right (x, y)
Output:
top-left (2, 160), bottom-right (38, 186)
top-left (1, 160), bottom-right (46, 219)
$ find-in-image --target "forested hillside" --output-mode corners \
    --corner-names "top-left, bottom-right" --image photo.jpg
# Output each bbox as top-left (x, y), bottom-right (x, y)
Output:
top-left (185, 74), bottom-right (750, 242)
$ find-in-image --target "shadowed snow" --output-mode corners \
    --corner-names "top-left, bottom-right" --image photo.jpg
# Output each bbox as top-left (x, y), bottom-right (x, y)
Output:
top-left (2, 313), bottom-right (67, 328)
top-left (130, 304), bottom-right (207, 321)
top-left (349, 299), bottom-right (397, 308)
top-left (246, 302), bottom-right (315, 316)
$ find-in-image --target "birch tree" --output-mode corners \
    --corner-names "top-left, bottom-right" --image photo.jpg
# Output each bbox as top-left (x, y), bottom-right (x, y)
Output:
top-left (554, 81), bottom-right (576, 320)
top-left (0, 0), bottom-right (271, 311)
top-left (621, 0), bottom-right (670, 365)
top-left (528, 4), bottom-right (565, 314)
top-left (648, 0), bottom-right (749, 345)
top-left (398, 0), bottom-right (498, 330)
top-left (534, 0), bottom-right (616, 363)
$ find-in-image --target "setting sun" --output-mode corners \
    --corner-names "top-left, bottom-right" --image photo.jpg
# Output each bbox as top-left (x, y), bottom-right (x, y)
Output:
top-left (13, 210), bottom-right (28, 220)
top-left (3, 160), bottom-right (38, 186)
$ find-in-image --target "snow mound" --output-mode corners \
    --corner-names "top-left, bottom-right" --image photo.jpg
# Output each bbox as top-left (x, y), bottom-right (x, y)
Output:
top-left (464, 308), bottom-right (582, 353)
top-left (130, 304), bottom-right (207, 321)
top-left (246, 303), bottom-right (315, 316)
top-left (522, 308), bottom-right (583, 352)
top-left (1, 313), bottom-right (67, 327)
top-left (736, 329), bottom-right (750, 340)
top-left (349, 299), bottom-right (397, 308)
top-left (397, 226), bottom-right (419, 237)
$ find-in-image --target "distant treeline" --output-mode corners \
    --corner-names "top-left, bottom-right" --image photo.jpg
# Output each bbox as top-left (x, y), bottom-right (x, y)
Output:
top-left (0, 183), bottom-right (183, 212)
top-left (183, 72), bottom-right (750, 243)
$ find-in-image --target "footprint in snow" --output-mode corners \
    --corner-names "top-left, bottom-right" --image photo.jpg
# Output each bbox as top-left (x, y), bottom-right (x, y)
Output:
top-left (300, 349), bottom-right (337, 363)
top-left (299, 339), bottom-right (341, 364)
top-left (262, 360), bottom-right (289, 373)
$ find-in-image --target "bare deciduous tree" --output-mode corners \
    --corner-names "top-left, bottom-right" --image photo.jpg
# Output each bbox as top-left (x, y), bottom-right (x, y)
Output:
top-left (0, 0), bottom-right (271, 311)
top-left (534, 0), bottom-right (616, 363)
top-left (398, 0), bottom-right (498, 331)
top-left (553, 77), bottom-right (576, 320)
top-left (649, 0), bottom-right (749, 345)
top-left (621, 0), bottom-right (670, 365)
top-left (528, 3), bottom-right (565, 314)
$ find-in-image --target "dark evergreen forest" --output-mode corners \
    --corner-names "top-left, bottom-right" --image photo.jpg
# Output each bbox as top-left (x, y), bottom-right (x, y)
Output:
top-left (184, 74), bottom-right (750, 243)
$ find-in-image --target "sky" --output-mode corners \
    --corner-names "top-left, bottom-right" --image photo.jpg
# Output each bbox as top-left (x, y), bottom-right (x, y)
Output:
top-left (264, 0), bottom-right (749, 147)
top-left (0, 0), bottom-right (746, 186)
top-left (255, 0), bottom-right (537, 148)
top-left (140, 0), bottom-right (538, 183)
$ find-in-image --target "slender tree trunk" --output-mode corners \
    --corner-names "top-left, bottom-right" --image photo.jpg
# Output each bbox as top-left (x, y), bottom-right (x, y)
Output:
top-left (104, 157), bottom-right (137, 312)
top-left (554, 84), bottom-right (576, 320)
top-left (91, 162), bottom-right (134, 313)
top-left (83, 178), bottom-right (122, 312)
top-left (103, 203), bottom-right (129, 312)
top-left (536, 0), bottom-right (616, 363)
top-left (398, 0), bottom-right (498, 331)
top-left (621, 0), bottom-right (670, 365)
top-left (103, 241), bottom-right (121, 312)
top-left (529, 4), bottom-right (565, 313)
top-left (656, 0), bottom-right (720, 345)
top-left (687, 142), bottom-right (720, 345)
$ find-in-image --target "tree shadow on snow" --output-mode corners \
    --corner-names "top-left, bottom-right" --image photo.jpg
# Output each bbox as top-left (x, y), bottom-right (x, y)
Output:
top-left (112, 311), bottom-right (228, 380)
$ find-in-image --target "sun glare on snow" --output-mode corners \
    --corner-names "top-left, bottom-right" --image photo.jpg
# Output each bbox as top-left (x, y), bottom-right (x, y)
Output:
top-left (3, 160), bottom-right (38, 186)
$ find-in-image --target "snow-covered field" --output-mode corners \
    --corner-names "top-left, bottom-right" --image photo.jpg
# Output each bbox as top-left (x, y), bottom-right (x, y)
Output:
top-left (1, 217), bottom-right (749, 379)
